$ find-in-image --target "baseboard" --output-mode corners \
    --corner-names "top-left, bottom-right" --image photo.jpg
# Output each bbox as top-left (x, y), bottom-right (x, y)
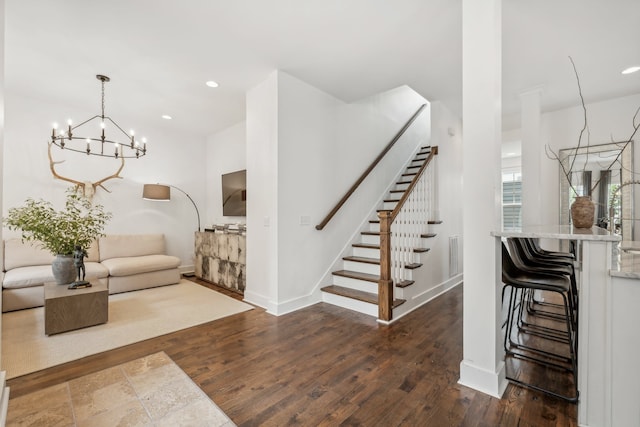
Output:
top-left (179, 265), bottom-right (195, 276)
top-left (384, 273), bottom-right (463, 324)
top-left (458, 359), bottom-right (508, 399)
top-left (242, 290), bottom-right (278, 315)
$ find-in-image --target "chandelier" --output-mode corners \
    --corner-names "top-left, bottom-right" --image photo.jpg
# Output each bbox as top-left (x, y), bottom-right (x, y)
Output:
top-left (50, 74), bottom-right (147, 159)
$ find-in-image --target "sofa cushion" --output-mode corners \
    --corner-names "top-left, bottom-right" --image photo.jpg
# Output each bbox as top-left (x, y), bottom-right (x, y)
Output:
top-left (2, 265), bottom-right (53, 289)
top-left (2, 262), bottom-right (108, 289)
top-left (101, 255), bottom-right (180, 277)
top-left (3, 239), bottom-right (54, 271)
top-left (99, 234), bottom-right (166, 261)
top-left (86, 240), bottom-right (100, 263)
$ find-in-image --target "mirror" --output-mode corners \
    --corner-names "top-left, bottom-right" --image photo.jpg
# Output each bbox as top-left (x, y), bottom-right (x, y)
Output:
top-left (559, 140), bottom-right (634, 239)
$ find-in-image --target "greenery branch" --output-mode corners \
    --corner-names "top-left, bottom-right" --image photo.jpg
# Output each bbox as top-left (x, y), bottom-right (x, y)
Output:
top-left (546, 57), bottom-right (640, 197)
top-left (3, 189), bottom-right (112, 255)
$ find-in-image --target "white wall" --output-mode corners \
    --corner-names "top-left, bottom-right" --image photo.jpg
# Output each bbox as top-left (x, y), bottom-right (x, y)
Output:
top-left (531, 93), bottom-right (640, 229)
top-left (431, 101), bottom-right (463, 273)
top-left (391, 101), bottom-right (464, 320)
top-left (205, 120), bottom-right (246, 226)
top-left (3, 92), bottom-right (207, 269)
top-left (245, 71), bottom-right (280, 311)
top-left (245, 70), bottom-right (428, 314)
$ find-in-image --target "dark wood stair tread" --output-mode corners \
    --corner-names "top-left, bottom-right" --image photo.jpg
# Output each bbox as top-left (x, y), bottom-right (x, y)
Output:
top-left (343, 255), bottom-right (380, 265)
top-left (422, 233), bottom-right (437, 238)
top-left (414, 248), bottom-right (430, 253)
top-left (332, 269), bottom-right (379, 283)
top-left (405, 263), bottom-right (422, 270)
top-left (428, 220), bottom-right (443, 224)
top-left (396, 180), bottom-right (412, 185)
top-left (321, 285), bottom-right (405, 308)
top-left (383, 199), bottom-right (400, 203)
top-left (353, 243), bottom-right (380, 249)
top-left (361, 231), bottom-right (380, 236)
top-left (396, 280), bottom-right (415, 288)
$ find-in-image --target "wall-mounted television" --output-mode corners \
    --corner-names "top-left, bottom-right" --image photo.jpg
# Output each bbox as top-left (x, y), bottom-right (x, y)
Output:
top-left (222, 169), bottom-right (247, 216)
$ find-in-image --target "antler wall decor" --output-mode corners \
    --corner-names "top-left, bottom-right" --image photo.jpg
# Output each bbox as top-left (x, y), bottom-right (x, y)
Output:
top-left (48, 142), bottom-right (124, 200)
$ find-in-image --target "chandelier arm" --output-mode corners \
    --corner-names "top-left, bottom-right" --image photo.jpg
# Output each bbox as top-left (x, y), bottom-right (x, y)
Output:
top-left (50, 139), bottom-right (142, 158)
top-left (70, 115), bottom-right (103, 130)
top-left (104, 116), bottom-right (135, 139)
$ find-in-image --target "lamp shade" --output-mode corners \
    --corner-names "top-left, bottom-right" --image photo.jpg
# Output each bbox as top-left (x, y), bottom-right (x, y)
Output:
top-left (142, 184), bottom-right (170, 200)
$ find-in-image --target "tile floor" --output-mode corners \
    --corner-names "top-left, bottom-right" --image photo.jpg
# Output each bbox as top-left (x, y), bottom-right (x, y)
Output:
top-left (6, 352), bottom-right (235, 426)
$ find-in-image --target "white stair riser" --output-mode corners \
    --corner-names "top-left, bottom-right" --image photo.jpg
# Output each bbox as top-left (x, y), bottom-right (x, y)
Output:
top-left (383, 202), bottom-right (397, 210)
top-left (343, 260), bottom-right (380, 275)
top-left (395, 183), bottom-right (410, 191)
top-left (353, 246), bottom-right (380, 258)
top-left (390, 267), bottom-right (414, 281)
top-left (322, 292), bottom-right (377, 317)
top-left (361, 234), bottom-right (380, 245)
top-left (333, 275), bottom-right (378, 293)
top-left (369, 222), bottom-right (380, 233)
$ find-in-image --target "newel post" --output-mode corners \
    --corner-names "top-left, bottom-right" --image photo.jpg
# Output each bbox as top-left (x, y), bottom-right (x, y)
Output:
top-left (378, 210), bottom-right (393, 321)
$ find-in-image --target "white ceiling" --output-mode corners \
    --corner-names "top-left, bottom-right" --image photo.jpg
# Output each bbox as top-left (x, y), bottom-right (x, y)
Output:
top-left (5, 0), bottom-right (640, 138)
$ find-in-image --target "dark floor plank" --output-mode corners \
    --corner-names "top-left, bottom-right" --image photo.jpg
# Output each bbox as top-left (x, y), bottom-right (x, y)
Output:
top-left (6, 278), bottom-right (577, 426)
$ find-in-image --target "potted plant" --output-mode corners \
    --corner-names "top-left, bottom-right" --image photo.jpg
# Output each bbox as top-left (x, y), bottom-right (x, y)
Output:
top-left (3, 189), bottom-right (112, 284)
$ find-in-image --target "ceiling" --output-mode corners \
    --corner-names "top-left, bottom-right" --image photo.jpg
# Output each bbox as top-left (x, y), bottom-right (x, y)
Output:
top-left (5, 0), bottom-right (640, 139)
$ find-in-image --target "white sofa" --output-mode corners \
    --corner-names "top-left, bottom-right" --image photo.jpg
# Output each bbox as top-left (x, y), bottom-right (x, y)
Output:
top-left (2, 234), bottom-right (181, 312)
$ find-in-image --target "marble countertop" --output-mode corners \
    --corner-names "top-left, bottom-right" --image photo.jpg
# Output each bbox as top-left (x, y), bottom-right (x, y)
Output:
top-left (491, 225), bottom-right (621, 242)
top-left (612, 242), bottom-right (640, 279)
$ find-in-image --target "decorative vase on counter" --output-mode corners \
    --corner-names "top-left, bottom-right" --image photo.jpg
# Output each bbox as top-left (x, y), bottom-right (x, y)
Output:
top-left (52, 254), bottom-right (76, 285)
top-left (571, 196), bottom-right (595, 228)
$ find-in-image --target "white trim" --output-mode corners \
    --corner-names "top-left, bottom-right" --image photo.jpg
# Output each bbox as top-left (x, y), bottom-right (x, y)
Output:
top-left (458, 359), bottom-right (508, 398)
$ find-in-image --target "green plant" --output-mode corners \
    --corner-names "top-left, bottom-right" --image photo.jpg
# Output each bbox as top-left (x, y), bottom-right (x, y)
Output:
top-left (3, 189), bottom-right (112, 255)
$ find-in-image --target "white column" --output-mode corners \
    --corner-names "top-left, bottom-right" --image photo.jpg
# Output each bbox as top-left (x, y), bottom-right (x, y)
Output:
top-left (458, 0), bottom-right (507, 397)
top-left (520, 87), bottom-right (543, 226)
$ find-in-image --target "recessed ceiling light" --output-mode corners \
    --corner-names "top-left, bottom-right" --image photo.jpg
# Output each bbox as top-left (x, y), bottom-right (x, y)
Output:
top-left (205, 80), bottom-right (219, 88)
top-left (622, 66), bottom-right (640, 75)
top-left (161, 114), bottom-right (172, 120)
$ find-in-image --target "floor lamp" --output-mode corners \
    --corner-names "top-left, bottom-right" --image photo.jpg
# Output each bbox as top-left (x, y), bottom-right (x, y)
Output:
top-left (142, 183), bottom-right (201, 232)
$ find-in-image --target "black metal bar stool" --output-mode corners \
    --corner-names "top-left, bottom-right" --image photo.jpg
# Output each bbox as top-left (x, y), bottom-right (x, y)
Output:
top-left (501, 242), bottom-right (579, 402)
top-left (509, 238), bottom-right (578, 328)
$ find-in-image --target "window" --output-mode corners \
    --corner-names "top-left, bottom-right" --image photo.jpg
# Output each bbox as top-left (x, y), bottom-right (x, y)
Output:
top-left (502, 171), bottom-right (522, 229)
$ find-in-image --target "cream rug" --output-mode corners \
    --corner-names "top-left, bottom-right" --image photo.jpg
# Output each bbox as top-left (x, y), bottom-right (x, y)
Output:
top-left (1, 280), bottom-right (253, 379)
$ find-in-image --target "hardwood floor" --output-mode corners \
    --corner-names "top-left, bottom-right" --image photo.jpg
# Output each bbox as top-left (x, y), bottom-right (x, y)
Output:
top-left (7, 279), bottom-right (577, 426)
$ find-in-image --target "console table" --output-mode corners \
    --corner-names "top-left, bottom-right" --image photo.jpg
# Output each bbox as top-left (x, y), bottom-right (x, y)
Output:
top-left (195, 231), bottom-right (245, 294)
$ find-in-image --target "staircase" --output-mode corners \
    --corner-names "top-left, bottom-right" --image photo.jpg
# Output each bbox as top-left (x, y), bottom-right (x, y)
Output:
top-left (321, 146), bottom-right (440, 318)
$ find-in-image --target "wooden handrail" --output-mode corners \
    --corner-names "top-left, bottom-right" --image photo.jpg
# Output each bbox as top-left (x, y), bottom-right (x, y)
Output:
top-left (378, 145), bottom-right (438, 322)
top-left (315, 103), bottom-right (428, 230)
top-left (390, 146), bottom-right (438, 221)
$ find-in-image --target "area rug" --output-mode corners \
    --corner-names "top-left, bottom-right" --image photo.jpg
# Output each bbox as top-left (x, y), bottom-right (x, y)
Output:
top-left (1, 280), bottom-right (253, 379)
top-left (6, 351), bottom-right (236, 426)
